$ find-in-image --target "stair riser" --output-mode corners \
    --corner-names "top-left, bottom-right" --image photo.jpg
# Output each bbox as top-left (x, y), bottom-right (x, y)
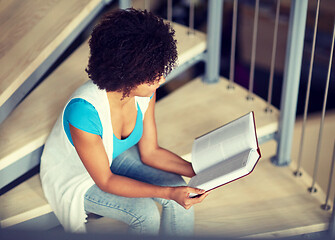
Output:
top-left (0, 147), bottom-right (43, 191)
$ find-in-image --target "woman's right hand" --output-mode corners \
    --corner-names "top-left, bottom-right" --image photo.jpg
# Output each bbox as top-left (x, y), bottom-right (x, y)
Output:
top-left (168, 186), bottom-right (209, 209)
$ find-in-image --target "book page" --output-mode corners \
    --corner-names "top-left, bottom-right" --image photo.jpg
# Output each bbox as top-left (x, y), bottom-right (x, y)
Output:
top-left (191, 112), bottom-right (257, 174)
top-left (188, 149), bottom-right (260, 195)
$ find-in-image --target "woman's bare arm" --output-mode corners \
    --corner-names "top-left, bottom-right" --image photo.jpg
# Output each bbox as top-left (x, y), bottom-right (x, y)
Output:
top-left (138, 93), bottom-right (196, 178)
top-left (69, 124), bottom-right (206, 208)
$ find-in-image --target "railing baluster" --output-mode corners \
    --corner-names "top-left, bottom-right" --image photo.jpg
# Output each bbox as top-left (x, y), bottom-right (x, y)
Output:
top-left (119, 0), bottom-right (131, 9)
top-left (203, 0), bottom-right (223, 84)
top-left (188, 0), bottom-right (195, 35)
top-left (247, 0), bottom-right (259, 101)
top-left (265, 0), bottom-right (281, 113)
top-left (228, 0), bottom-right (238, 90)
top-left (309, 20), bottom-right (335, 193)
top-left (330, 192), bottom-right (335, 238)
top-left (294, 0), bottom-right (320, 177)
top-left (167, 0), bottom-right (173, 22)
top-left (321, 142), bottom-right (335, 211)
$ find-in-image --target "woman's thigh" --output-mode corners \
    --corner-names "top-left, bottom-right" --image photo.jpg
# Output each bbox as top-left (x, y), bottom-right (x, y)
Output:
top-left (110, 145), bottom-right (186, 187)
top-left (85, 145), bottom-right (193, 235)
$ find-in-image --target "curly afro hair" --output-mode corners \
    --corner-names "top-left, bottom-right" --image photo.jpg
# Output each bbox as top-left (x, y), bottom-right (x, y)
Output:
top-left (86, 8), bottom-right (178, 97)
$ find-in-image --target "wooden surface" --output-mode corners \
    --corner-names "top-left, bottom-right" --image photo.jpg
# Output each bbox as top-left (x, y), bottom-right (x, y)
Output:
top-left (0, 145), bottom-right (331, 237)
top-left (155, 77), bottom-right (279, 157)
top-left (2, 108), bottom-right (333, 236)
top-left (171, 22), bottom-right (207, 66)
top-left (193, 142), bottom-right (331, 237)
top-left (0, 175), bottom-right (51, 228)
top-left (0, 42), bottom-right (90, 172)
top-left (0, 0), bottom-right (102, 108)
top-left (0, 80), bottom-right (332, 237)
top-left (291, 110), bottom-right (335, 205)
top-left (0, 20), bottom-right (206, 172)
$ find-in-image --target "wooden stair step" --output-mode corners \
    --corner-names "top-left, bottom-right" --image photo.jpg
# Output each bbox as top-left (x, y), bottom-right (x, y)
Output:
top-left (155, 76), bottom-right (280, 157)
top-left (0, 174), bottom-right (51, 228)
top-left (171, 22), bottom-right (207, 67)
top-left (0, 42), bottom-right (90, 188)
top-left (194, 153), bottom-right (331, 238)
top-left (0, 0), bottom-right (104, 109)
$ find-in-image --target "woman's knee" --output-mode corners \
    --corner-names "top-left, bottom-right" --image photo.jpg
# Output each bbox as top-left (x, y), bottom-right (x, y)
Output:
top-left (127, 199), bottom-right (161, 235)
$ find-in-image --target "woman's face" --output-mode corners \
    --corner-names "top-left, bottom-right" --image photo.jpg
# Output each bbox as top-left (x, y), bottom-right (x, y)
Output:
top-left (130, 75), bottom-right (166, 97)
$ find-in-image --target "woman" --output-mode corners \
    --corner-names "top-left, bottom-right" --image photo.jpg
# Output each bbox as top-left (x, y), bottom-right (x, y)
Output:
top-left (40, 8), bottom-right (208, 235)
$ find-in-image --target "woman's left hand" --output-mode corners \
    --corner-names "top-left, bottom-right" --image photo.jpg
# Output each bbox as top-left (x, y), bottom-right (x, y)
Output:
top-left (168, 186), bottom-right (209, 209)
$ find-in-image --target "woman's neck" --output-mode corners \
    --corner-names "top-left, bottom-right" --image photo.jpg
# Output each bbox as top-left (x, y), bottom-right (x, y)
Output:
top-left (107, 91), bottom-right (133, 109)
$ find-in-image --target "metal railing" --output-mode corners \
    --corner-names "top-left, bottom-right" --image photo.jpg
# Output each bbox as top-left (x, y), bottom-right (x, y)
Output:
top-left (121, 0), bottom-right (335, 237)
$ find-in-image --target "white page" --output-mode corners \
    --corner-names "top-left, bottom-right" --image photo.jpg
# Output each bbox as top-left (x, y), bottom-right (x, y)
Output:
top-left (191, 112), bottom-right (257, 174)
top-left (188, 149), bottom-right (259, 195)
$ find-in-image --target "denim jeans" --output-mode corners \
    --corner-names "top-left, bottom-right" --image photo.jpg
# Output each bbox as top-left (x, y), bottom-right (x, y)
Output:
top-left (84, 145), bottom-right (194, 236)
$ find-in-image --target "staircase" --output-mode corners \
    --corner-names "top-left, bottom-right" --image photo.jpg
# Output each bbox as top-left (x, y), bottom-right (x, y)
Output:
top-left (0, 0), bottom-right (332, 238)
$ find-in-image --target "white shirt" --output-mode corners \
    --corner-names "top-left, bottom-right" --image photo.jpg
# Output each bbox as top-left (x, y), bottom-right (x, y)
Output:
top-left (40, 80), bottom-right (151, 232)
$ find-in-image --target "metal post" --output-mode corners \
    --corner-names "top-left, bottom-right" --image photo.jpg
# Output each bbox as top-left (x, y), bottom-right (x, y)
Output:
top-left (119, 0), bottom-right (131, 9)
top-left (321, 142), bottom-right (335, 210)
top-left (247, 0), bottom-right (260, 101)
top-left (203, 0), bottom-right (223, 84)
top-left (271, 0), bottom-right (308, 166)
top-left (309, 20), bottom-right (335, 193)
top-left (294, 0), bottom-right (320, 177)
top-left (330, 197), bottom-right (335, 238)
top-left (167, 0), bottom-right (173, 22)
top-left (145, 0), bottom-right (150, 11)
top-left (265, 0), bottom-right (281, 113)
top-left (228, 0), bottom-right (238, 89)
top-left (188, 0), bottom-right (195, 35)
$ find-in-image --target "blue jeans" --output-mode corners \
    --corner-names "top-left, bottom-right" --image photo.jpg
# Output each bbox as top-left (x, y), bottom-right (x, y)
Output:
top-left (84, 145), bottom-right (194, 236)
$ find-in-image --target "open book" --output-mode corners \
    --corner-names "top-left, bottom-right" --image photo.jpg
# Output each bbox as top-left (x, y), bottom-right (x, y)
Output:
top-left (188, 112), bottom-right (261, 196)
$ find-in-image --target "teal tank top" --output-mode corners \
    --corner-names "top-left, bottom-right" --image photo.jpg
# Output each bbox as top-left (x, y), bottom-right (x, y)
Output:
top-left (63, 98), bottom-right (144, 159)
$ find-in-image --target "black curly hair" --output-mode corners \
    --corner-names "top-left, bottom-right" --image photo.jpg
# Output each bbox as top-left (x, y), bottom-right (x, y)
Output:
top-left (86, 8), bottom-right (178, 98)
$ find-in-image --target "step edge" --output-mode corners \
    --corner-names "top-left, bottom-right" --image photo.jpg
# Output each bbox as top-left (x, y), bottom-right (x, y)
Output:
top-left (242, 223), bottom-right (329, 239)
top-left (1, 204), bottom-right (52, 228)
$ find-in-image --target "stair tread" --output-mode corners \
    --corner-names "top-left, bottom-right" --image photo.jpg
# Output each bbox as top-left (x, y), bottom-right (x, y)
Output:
top-left (0, 0), bottom-right (102, 108)
top-left (0, 42), bottom-right (90, 172)
top-left (171, 22), bottom-right (207, 66)
top-left (156, 77), bottom-right (280, 157)
top-left (0, 174), bottom-right (50, 227)
top-left (194, 157), bottom-right (330, 237)
top-left (1, 154), bottom-right (331, 237)
top-left (0, 21), bottom-right (206, 172)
